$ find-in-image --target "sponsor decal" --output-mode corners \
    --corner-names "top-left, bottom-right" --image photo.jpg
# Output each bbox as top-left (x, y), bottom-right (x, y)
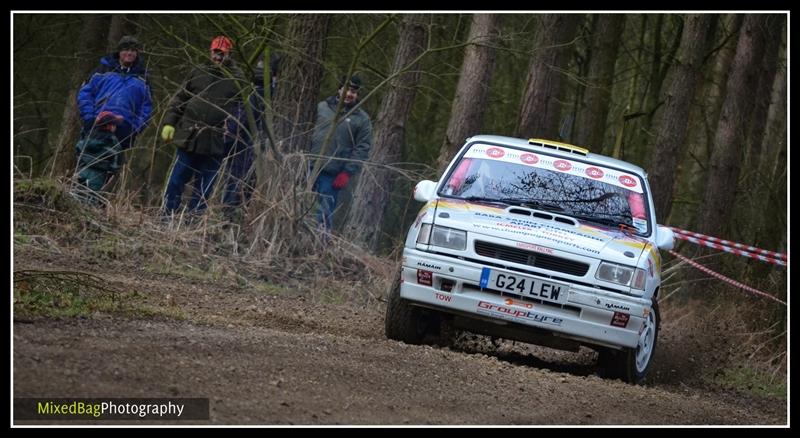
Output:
top-left (477, 301), bottom-right (563, 326)
top-left (416, 261), bottom-right (442, 271)
top-left (434, 292), bottom-right (452, 302)
top-left (585, 166), bottom-right (604, 179)
top-left (647, 258), bottom-right (654, 278)
top-left (618, 174), bottom-right (637, 188)
top-left (486, 147), bottom-right (505, 158)
top-left (553, 160), bottom-right (572, 172)
top-left (463, 144), bottom-right (644, 193)
top-left (473, 223), bottom-right (603, 255)
top-left (515, 241), bottom-right (555, 255)
top-left (633, 217), bottom-right (648, 234)
top-left (610, 311), bottom-right (630, 328)
top-left (604, 302), bottom-right (631, 312)
top-left (504, 298), bottom-right (534, 309)
top-left (475, 212), bottom-right (503, 220)
top-left (417, 269), bottom-right (433, 286)
top-left (520, 153), bottom-right (539, 165)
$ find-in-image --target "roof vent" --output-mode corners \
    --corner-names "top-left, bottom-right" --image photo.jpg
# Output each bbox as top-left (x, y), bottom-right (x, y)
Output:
top-left (528, 138), bottom-right (589, 156)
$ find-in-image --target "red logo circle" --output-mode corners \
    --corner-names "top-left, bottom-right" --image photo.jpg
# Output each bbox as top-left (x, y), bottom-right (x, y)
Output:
top-left (553, 160), bottom-right (572, 171)
top-left (619, 175), bottom-right (637, 187)
top-left (520, 153), bottom-right (539, 165)
top-left (585, 167), bottom-right (604, 179)
top-left (486, 147), bottom-right (505, 158)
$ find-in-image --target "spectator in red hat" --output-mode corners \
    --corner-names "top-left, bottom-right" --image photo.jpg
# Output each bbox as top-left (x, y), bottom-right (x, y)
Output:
top-left (160, 35), bottom-right (247, 218)
top-left (73, 111), bottom-right (125, 202)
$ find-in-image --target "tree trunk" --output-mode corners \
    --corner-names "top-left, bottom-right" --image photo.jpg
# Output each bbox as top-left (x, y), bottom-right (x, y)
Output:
top-left (343, 14), bottom-right (429, 251)
top-left (647, 14), bottom-right (712, 223)
top-left (571, 14), bottom-right (624, 150)
top-left (677, 15), bottom-right (738, 227)
top-left (515, 14), bottom-right (581, 139)
top-left (48, 14), bottom-right (109, 179)
top-left (272, 14), bottom-right (331, 155)
top-left (106, 14), bottom-right (134, 52)
top-left (745, 14), bottom-right (784, 165)
top-left (698, 14), bottom-right (767, 237)
top-left (436, 13), bottom-right (501, 174)
top-left (753, 50), bottom-right (786, 253)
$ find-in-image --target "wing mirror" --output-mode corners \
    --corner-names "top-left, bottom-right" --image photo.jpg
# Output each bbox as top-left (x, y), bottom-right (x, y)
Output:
top-left (413, 180), bottom-right (438, 202)
top-left (655, 225), bottom-right (674, 250)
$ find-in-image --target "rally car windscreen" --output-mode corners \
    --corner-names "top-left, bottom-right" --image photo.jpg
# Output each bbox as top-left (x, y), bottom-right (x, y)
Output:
top-left (439, 144), bottom-right (651, 236)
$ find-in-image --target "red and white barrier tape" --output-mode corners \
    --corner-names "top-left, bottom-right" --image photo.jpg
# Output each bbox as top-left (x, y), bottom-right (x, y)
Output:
top-left (667, 226), bottom-right (787, 261)
top-left (671, 233), bottom-right (787, 267)
top-left (668, 250), bottom-right (786, 306)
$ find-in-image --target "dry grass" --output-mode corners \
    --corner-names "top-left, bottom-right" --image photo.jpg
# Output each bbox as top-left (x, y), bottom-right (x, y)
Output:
top-left (13, 174), bottom-right (395, 308)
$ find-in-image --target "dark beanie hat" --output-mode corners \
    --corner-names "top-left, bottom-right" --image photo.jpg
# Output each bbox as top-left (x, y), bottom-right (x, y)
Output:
top-left (117, 35), bottom-right (141, 51)
top-left (340, 74), bottom-right (362, 90)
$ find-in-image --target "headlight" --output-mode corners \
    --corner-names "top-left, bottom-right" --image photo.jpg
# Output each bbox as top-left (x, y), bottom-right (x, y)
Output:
top-left (596, 262), bottom-right (646, 290)
top-left (430, 226), bottom-right (467, 250)
top-left (416, 223), bottom-right (432, 245)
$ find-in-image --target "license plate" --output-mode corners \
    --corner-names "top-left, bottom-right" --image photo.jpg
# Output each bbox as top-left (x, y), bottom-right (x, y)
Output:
top-left (479, 268), bottom-right (568, 305)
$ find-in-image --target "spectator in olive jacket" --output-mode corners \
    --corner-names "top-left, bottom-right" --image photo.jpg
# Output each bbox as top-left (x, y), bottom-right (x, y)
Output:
top-left (308, 74), bottom-right (373, 232)
top-left (160, 35), bottom-right (246, 217)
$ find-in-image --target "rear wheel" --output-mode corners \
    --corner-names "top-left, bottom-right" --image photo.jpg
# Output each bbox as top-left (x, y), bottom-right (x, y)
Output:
top-left (599, 301), bottom-right (659, 384)
top-left (384, 268), bottom-right (432, 344)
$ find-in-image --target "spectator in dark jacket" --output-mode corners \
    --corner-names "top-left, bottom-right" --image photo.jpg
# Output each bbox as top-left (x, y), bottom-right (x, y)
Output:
top-left (160, 35), bottom-right (246, 217)
top-left (77, 35), bottom-right (152, 152)
top-left (221, 52), bottom-right (281, 217)
top-left (308, 74), bottom-right (373, 232)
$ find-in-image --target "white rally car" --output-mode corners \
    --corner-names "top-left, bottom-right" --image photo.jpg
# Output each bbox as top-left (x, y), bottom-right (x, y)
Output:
top-left (385, 135), bottom-right (674, 384)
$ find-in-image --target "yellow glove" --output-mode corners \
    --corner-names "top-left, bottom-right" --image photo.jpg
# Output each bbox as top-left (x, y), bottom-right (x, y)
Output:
top-left (161, 125), bottom-right (175, 142)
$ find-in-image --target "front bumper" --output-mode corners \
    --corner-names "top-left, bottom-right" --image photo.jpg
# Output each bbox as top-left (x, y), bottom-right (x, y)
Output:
top-left (401, 249), bottom-right (652, 349)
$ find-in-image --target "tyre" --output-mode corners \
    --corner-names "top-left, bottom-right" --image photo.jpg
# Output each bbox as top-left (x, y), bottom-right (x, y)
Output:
top-left (384, 268), bottom-right (431, 344)
top-left (599, 300), bottom-right (660, 384)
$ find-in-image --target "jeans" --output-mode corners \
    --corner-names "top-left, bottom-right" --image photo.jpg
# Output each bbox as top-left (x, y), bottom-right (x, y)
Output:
top-left (163, 149), bottom-right (223, 215)
top-left (312, 171), bottom-right (340, 232)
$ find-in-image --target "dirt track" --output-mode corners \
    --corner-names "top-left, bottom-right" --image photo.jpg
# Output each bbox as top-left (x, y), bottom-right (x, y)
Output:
top-left (13, 250), bottom-right (786, 425)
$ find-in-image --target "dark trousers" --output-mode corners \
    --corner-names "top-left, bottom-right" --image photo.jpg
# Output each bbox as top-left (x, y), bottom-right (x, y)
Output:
top-left (222, 141), bottom-right (255, 208)
top-left (312, 171), bottom-right (341, 232)
top-left (163, 149), bottom-right (223, 215)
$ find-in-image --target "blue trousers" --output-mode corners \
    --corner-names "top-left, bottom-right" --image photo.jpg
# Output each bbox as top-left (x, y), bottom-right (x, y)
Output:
top-left (312, 171), bottom-right (341, 232)
top-left (163, 149), bottom-right (223, 215)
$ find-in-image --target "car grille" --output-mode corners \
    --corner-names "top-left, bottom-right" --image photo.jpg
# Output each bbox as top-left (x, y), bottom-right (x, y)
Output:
top-left (474, 241), bottom-right (590, 276)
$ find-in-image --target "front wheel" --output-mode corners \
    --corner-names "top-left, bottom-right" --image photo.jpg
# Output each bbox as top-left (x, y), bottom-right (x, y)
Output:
top-left (384, 268), bottom-right (430, 344)
top-left (599, 300), bottom-right (660, 384)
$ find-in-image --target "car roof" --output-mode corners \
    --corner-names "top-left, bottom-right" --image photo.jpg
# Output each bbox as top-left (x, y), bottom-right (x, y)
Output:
top-left (465, 134), bottom-right (646, 176)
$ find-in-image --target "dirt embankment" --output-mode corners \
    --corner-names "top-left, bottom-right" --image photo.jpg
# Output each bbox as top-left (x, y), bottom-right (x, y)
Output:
top-left (13, 249), bottom-right (786, 426)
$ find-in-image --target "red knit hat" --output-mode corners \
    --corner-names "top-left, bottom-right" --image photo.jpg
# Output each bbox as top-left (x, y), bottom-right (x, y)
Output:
top-left (210, 36), bottom-right (233, 54)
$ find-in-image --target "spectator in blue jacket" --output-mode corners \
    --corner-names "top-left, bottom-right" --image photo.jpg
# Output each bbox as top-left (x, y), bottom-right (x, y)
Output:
top-left (77, 35), bottom-right (153, 154)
